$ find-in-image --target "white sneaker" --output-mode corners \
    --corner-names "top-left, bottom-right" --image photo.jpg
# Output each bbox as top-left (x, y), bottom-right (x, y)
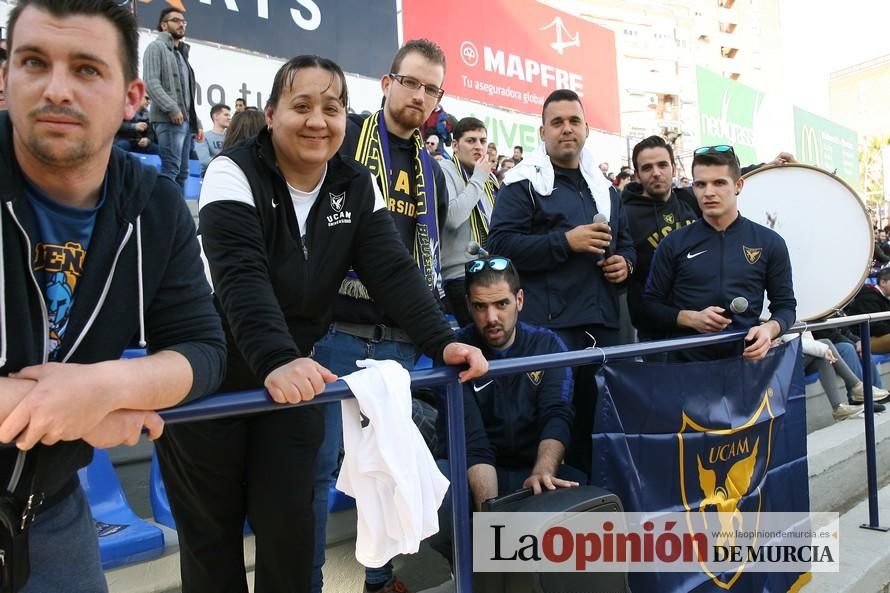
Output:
top-left (833, 403), bottom-right (865, 421)
top-left (850, 383), bottom-right (890, 404)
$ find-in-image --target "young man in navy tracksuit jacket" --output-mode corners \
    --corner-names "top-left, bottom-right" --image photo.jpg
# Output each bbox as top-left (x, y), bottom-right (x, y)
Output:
top-left (640, 146), bottom-right (796, 361)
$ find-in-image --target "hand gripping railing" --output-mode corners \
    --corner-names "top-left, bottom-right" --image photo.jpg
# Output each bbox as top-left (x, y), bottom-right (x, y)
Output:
top-left (158, 311), bottom-right (890, 593)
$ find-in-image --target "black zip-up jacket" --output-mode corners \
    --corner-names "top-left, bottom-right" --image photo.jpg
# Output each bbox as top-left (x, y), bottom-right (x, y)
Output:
top-left (453, 322), bottom-right (574, 470)
top-left (487, 170), bottom-right (635, 330)
top-left (0, 112), bottom-right (226, 503)
top-left (198, 129), bottom-right (456, 391)
top-left (621, 183), bottom-right (700, 333)
top-left (640, 215), bottom-right (796, 358)
top-left (847, 285), bottom-right (890, 338)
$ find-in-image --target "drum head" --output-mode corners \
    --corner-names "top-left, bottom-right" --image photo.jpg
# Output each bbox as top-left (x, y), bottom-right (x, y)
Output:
top-left (740, 164), bottom-right (872, 321)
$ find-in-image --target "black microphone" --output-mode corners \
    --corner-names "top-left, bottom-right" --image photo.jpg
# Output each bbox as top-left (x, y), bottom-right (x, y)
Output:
top-left (719, 296), bottom-right (749, 319)
top-left (466, 241), bottom-right (489, 258)
top-left (592, 213), bottom-right (612, 259)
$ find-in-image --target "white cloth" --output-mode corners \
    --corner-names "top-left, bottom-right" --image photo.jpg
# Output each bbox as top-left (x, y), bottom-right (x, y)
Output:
top-left (781, 330), bottom-right (829, 357)
top-left (502, 142), bottom-right (614, 222)
top-left (337, 359), bottom-right (450, 568)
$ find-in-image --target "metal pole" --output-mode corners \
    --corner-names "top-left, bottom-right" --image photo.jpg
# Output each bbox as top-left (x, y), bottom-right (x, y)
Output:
top-left (446, 381), bottom-right (474, 593)
top-left (859, 320), bottom-right (888, 531)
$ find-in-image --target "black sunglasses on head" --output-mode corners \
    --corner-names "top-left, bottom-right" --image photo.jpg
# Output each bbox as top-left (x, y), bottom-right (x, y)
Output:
top-left (466, 257), bottom-right (512, 274)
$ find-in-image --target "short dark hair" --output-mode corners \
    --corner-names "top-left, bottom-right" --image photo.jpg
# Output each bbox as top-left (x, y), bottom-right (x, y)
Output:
top-left (210, 104), bottom-right (230, 119)
top-left (452, 117), bottom-right (486, 141)
top-left (235, 98), bottom-right (246, 105)
top-left (389, 38), bottom-right (446, 76)
top-left (542, 89), bottom-right (583, 122)
top-left (8, 0), bottom-right (139, 81)
top-left (266, 55), bottom-right (348, 112)
top-left (223, 110), bottom-right (266, 149)
top-left (465, 257), bottom-right (521, 296)
top-left (878, 268), bottom-right (890, 283)
top-left (692, 149), bottom-right (742, 181)
top-left (157, 7), bottom-right (183, 31)
top-left (632, 135), bottom-right (675, 172)
top-left (616, 171), bottom-right (632, 182)
top-left (514, 145), bottom-right (523, 152)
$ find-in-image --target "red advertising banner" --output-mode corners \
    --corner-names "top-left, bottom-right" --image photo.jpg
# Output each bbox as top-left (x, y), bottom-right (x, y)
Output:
top-left (402, 0), bottom-right (620, 133)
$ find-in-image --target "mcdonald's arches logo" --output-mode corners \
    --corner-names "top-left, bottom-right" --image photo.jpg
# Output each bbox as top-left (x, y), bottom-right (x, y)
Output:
top-left (798, 125), bottom-right (821, 168)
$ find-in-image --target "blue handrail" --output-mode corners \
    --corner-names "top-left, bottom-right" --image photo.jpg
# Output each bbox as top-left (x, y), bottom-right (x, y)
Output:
top-left (154, 311), bottom-right (890, 593)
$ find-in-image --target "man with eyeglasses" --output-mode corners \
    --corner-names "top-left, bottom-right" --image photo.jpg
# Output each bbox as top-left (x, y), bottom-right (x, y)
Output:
top-left (426, 255), bottom-right (581, 569)
top-left (312, 39), bottom-right (452, 593)
top-left (143, 7), bottom-right (203, 189)
top-left (640, 145), bottom-right (796, 361)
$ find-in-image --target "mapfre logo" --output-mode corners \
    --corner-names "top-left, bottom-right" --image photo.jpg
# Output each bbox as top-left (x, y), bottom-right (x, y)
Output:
top-left (460, 41), bottom-right (479, 67)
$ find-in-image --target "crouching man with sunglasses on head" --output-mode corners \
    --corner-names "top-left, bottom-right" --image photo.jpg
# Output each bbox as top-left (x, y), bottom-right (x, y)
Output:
top-left (427, 255), bottom-right (583, 567)
top-left (640, 145), bottom-right (797, 362)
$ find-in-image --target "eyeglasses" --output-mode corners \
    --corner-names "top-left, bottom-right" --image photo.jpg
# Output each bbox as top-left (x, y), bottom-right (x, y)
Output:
top-left (694, 144), bottom-right (738, 162)
top-left (466, 257), bottom-right (512, 274)
top-left (425, 141), bottom-right (437, 146)
top-left (164, 17), bottom-right (187, 25)
top-left (389, 73), bottom-right (445, 100)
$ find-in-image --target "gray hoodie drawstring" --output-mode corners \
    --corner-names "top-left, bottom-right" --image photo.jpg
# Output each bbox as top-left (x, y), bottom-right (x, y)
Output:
top-left (136, 215), bottom-right (146, 348)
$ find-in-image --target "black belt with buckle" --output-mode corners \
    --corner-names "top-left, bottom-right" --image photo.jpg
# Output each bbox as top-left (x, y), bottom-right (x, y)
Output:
top-left (331, 322), bottom-right (414, 344)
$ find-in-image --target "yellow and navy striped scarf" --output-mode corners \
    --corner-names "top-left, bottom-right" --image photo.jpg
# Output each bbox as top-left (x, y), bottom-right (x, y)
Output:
top-left (340, 110), bottom-right (442, 300)
top-left (451, 152), bottom-right (496, 247)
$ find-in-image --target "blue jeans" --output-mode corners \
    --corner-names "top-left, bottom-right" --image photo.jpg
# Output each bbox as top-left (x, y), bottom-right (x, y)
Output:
top-left (154, 120), bottom-right (191, 188)
top-left (23, 485), bottom-right (108, 593)
top-left (836, 341), bottom-right (885, 396)
top-left (310, 329), bottom-right (418, 592)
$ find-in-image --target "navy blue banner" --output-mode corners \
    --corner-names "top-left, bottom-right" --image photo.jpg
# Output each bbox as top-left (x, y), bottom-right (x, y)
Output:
top-left (134, 0), bottom-right (398, 78)
top-left (592, 341), bottom-right (810, 592)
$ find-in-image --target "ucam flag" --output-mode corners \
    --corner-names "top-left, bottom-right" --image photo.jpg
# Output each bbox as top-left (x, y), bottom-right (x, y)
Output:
top-left (591, 340), bottom-right (811, 592)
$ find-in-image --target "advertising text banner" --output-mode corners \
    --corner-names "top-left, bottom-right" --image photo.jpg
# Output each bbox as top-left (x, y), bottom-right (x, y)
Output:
top-left (793, 107), bottom-right (860, 192)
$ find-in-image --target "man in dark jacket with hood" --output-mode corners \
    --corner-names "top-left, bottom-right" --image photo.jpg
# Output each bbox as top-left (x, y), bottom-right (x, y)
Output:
top-left (847, 268), bottom-right (890, 353)
top-left (0, 1), bottom-right (225, 591)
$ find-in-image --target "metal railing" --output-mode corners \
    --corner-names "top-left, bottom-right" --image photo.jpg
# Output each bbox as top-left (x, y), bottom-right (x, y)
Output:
top-left (157, 311), bottom-right (890, 592)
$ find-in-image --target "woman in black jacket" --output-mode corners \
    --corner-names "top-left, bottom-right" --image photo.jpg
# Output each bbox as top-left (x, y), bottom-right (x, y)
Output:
top-left (155, 56), bottom-right (487, 593)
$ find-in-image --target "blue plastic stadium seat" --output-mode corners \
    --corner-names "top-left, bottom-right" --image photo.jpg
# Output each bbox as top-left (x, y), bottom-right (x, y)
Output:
top-left (78, 449), bottom-right (165, 569)
top-left (328, 484), bottom-right (355, 513)
top-left (188, 159), bottom-right (202, 178)
top-left (150, 450), bottom-right (253, 533)
top-left (131, 152), bottom-right (161, 171)
top-left (415, 355), bottom-right (434, 370)
top-left (873, 353), bottom-right (890, 365)
top-left (804, 372), bottom-right (820, 386)
top-left (184, 175), bottom-right (202, 201)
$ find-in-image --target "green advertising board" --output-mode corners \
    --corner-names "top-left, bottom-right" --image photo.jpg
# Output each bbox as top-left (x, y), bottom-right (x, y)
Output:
top-left (696, 66), bottom-right (764, 165)
top-left (793, 107), bottom-right (860, 191)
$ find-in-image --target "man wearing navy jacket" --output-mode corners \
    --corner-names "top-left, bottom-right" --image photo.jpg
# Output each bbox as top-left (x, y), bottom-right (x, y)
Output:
top-left (640, 145), bottom-right (796, 361)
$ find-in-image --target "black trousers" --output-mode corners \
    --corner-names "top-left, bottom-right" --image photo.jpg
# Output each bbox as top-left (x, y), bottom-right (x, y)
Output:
top-left (443, 278), bottom-right (472, 328)
top-left (552, 325), bottom-right (620, 476)
top-left (155, 405), bottom-right (324, 593)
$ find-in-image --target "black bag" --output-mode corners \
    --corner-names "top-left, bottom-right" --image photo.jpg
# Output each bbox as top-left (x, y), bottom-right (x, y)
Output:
top-left (0, 451), bottom-right (44, 593)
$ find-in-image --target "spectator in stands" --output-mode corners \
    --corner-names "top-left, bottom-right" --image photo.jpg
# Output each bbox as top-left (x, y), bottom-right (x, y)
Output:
top-left (157, 55), bottom-right (487, 593)
top-left (143, 7), bottom-right (203, 189)
top-left (222, 109), bottom-right (266, 149)
top-left (0, 46), bottom-right (6, 110)
top-left (0, 2), bottom-right (225, 591)
top-left (874, 230), bottom-right (890, 267)
top-left (114, 93), bottom-right (157, 154)
top-left (512, 145), bottom-right (523, 163)
top-left (500, 158), bottom-right (514, 172)
top-left (678, 176), bottom-right (691, 188)
top-left (234, 97), bottom-right (246, 112)
top-left (425, 132), bottom-right (441, 158)
top-left (313, 38), bottom-right (459, 593)
top-left (487, 141), bottom-right (498, 166)
top-left (847, 267), bottom-right (890, 353)
top-left (488, 89), bottom-right (635, 474)
top-left (791, 332), bottom-right (889, 420)
top-left (429, 257), bottom-right (580, 565)
top-left (440, 117), bottom-right (498, 327)
top-left (598, 161), bottom-right (609, 179)
top-left (195, 103), bottom-right (230, 172)
top-left (640, 145), bottom-right (796, 361)
top-left (615, 170), bottom-right (632, 192)
top-left (814, 317), bottom-right (887, 393)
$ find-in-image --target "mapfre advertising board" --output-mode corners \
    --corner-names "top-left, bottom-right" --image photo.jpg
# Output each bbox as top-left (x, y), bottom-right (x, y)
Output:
top-left (402, 0), bottom-right (620, 133)
top-left (133, 0), bottom-right (398, 79)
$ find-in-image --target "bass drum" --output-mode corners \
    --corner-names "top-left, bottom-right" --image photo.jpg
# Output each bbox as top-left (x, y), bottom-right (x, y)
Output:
top-left (740, 163), bottom-right (873, 321)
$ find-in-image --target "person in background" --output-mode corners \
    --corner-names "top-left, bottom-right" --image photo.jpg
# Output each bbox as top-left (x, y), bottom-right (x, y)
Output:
top-left (195, 103), bottom-right (231, 172)
top-left (222, 109), bottom-right (266, 149)
top-left (114, 93), bottom-right (157, 154)
top-left (234, 97), bottom-right (246, 112)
